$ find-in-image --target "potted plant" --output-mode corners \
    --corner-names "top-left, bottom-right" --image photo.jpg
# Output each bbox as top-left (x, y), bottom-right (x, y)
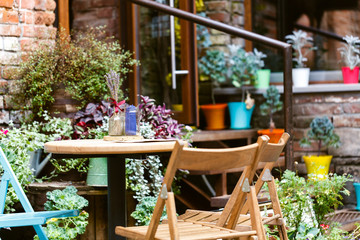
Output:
top-left (257, 86), bottom-right (284, 143)
top-left (285, 30), bottom-right (315, 87)
top-left (198, 49), bottom-right (228, 130)
top-left (300, 116), bottom-right (341, 180)
top-left (226, 44), bottom-right (258, 129)
top-left (338, 35), bottom-right (360, 84)
top-left (253, 48), bottom-right (270, 89)
top-left (13, 27), bottom-right (139, 121)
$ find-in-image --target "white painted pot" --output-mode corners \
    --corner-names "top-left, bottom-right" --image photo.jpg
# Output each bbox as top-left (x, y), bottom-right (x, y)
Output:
top-left (292, 68), bottom-right (310, 87)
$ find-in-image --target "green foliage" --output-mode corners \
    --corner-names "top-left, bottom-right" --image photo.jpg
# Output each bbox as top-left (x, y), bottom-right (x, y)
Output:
top-left (34, 186), bottom-right (89, 240)
top-left (198, 49), bottom-right (227, 86)
top-left (14, 27), bottom-right (139, 119)
top-left (198, 45), bottom-right (265, 103)
top-left (0, 112), bottom-right (73, 211)
top-left (259, 86), bottom-right (283, 129)
top-left (130, 196), bottom-right (167, 226)
top-left (300, 117), bottom-right (341, 156)
top-left (274, 170), bottom-right (352, 239)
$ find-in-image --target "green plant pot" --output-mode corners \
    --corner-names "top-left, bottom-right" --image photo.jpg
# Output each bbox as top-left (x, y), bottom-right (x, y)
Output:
top-left (255, 69), bottom-right (271, 88)
top-left (86, 157), bottom-right (108, 186)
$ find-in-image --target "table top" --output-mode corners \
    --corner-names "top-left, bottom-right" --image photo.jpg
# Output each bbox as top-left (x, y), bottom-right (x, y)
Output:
top-left (44, 139), bottom-right (181, 155)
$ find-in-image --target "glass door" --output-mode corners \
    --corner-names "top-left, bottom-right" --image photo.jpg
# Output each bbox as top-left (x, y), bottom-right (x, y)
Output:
top-left (128, 0), bottom-right (198, 125)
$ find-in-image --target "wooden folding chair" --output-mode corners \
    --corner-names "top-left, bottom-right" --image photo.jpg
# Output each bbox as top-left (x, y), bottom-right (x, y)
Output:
top-left (0, 147), bottom-right (79, 240)
top-left (115, 136), bottom-right (270, 239)
top-left (177, 133), bottom-right (290, 240)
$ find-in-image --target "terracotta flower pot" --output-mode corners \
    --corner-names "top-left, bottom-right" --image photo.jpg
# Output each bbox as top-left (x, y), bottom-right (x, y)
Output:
top-left (303, 155), bottom-right (332, 180)
top-left (257, 129), bottom-right (284, 143)
top-left (200, 103), bottom-right (227, 130)
top-left (342, 66), bottom-right (359, 84)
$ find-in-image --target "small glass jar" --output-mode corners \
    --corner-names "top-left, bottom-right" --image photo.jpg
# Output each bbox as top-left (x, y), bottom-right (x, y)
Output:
top-left (108, 111), bottom-right (125, 136)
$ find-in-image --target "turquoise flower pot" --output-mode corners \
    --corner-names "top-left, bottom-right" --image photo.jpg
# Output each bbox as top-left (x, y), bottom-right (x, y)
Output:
top-left (354, 182), bottom-right (360, 211)
top-left (228, 102), bottom-right (255, 129)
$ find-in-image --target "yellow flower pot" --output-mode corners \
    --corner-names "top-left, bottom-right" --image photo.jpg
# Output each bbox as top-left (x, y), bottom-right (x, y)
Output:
top-left (303, 155), bottom-right (332, 180)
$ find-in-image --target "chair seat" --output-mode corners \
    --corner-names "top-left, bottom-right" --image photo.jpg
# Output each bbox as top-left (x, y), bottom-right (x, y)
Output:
top-left (178, 209), bottom-right (283, 229)
top-left (115, 221), bottom-right (257, 240)
top-left (0, 209), bottom-right (79, 228)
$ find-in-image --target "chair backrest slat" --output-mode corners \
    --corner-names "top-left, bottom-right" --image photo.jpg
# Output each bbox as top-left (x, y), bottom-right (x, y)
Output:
top-left (177, 143), bottom-right (259, 172)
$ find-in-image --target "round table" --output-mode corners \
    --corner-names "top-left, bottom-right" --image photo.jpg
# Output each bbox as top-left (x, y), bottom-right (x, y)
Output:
top-left (44, 139), bottom-right (181, 240)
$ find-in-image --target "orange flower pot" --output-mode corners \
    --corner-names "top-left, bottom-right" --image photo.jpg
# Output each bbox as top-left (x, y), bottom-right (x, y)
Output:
top-left (200, 103), bottom-right (227, 130)
top-left (257, 129), bottom-right (284, 143)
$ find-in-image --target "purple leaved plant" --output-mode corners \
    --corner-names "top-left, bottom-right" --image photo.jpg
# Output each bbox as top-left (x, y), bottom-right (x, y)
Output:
top-left (138, 95), bottom-right (184, 139)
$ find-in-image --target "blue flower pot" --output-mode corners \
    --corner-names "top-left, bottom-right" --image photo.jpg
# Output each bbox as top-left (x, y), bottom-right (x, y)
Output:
top-left (354, 182), bottom-right (360, 211)
top-left (228, 102), bottom-right (255, 129)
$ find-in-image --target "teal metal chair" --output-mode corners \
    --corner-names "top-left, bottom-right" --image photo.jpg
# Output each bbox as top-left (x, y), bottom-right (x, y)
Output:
top-left (0, 147), bottom-right (79, 240)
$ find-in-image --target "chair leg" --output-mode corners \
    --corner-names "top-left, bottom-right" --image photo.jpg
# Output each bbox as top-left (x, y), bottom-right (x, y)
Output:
top-left (166, 192), bottom-right (179, 240)
top-left (33, 225), bottom-right (48, 240)
top-left (248, 186), bottom-right (266, 240)
top-left (267, 178), bottom-right (288, 240)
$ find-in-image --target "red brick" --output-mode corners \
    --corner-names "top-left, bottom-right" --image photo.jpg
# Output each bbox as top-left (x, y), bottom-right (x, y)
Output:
top-left (72, 0), bottom-right (91, 11)
top-left (22, 25), bottom-right (35, 37)
top-left (35, 26), bottom-right (56, 39)
top-left (0, 0), bottom-right (13, 8)
top-left (43, 12), bottom-right (55, 25)
top-left (2, 66), bottom-right (19, 80)
top-left (0, 9), bottom-right (19, 24)
top-left (96, 7), bottom-right (114, 18)
top-left (343, 103), bottom-right (360, 114)
top-left (207, 12), bottom-right (230, 23)
top-left (0, 25), bottom-right (21, 36)
top-left (34, 11), bottom-right (45, 24)
top-left (45, 0), bottom-right (56, 11)
top-left (293, 103), bottom-right (343, 116)
top-left (21, 0), bottom-right (35, 9)
top-left (25, 11), bottom-right (35, 24)
top-left (35, 0), bottom-right (46, 10)
top-left (294, 95), bottom-right (323, 104)
top-left (206, 1), bottom-right (228, 12)
top-left (20, 38), bottom-right (37, 51)
top-left (91, 0), bottom-right (116, 7)
top-left (333, 114), bottom-right (360, 128)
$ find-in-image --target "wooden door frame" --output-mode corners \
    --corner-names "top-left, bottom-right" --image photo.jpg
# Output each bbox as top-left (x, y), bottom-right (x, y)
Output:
top-left (119, 0), bottom-right (199, 125)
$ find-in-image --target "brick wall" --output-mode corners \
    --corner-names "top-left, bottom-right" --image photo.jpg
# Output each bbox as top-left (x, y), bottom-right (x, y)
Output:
top-left (0, 0), bottom-right (56, 126)
top-left (71, 0), bottom-right (119, 38)
top-left (203, 0), bottom-right (245, 47)
top-left (290, 92), bottom-right (360, 207)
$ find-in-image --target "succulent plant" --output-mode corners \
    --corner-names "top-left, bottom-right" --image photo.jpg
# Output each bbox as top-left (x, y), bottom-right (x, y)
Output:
top-left (300, 117), bottom-right (340, 156)
top-left (285, 30), bottom-right (315, 68)
top-left (260, 86), bottom-right (283, 131)
top-left (338, 35), bottom-right (360, 70)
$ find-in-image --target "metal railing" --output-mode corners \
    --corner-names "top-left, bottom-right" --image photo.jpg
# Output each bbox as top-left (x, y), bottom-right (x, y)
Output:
top-left (127, 0), bottom-right (294, 170)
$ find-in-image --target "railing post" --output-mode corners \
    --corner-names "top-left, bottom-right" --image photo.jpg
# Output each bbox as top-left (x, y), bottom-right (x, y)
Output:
top-left (283, 46), bottom-right (293, 171)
